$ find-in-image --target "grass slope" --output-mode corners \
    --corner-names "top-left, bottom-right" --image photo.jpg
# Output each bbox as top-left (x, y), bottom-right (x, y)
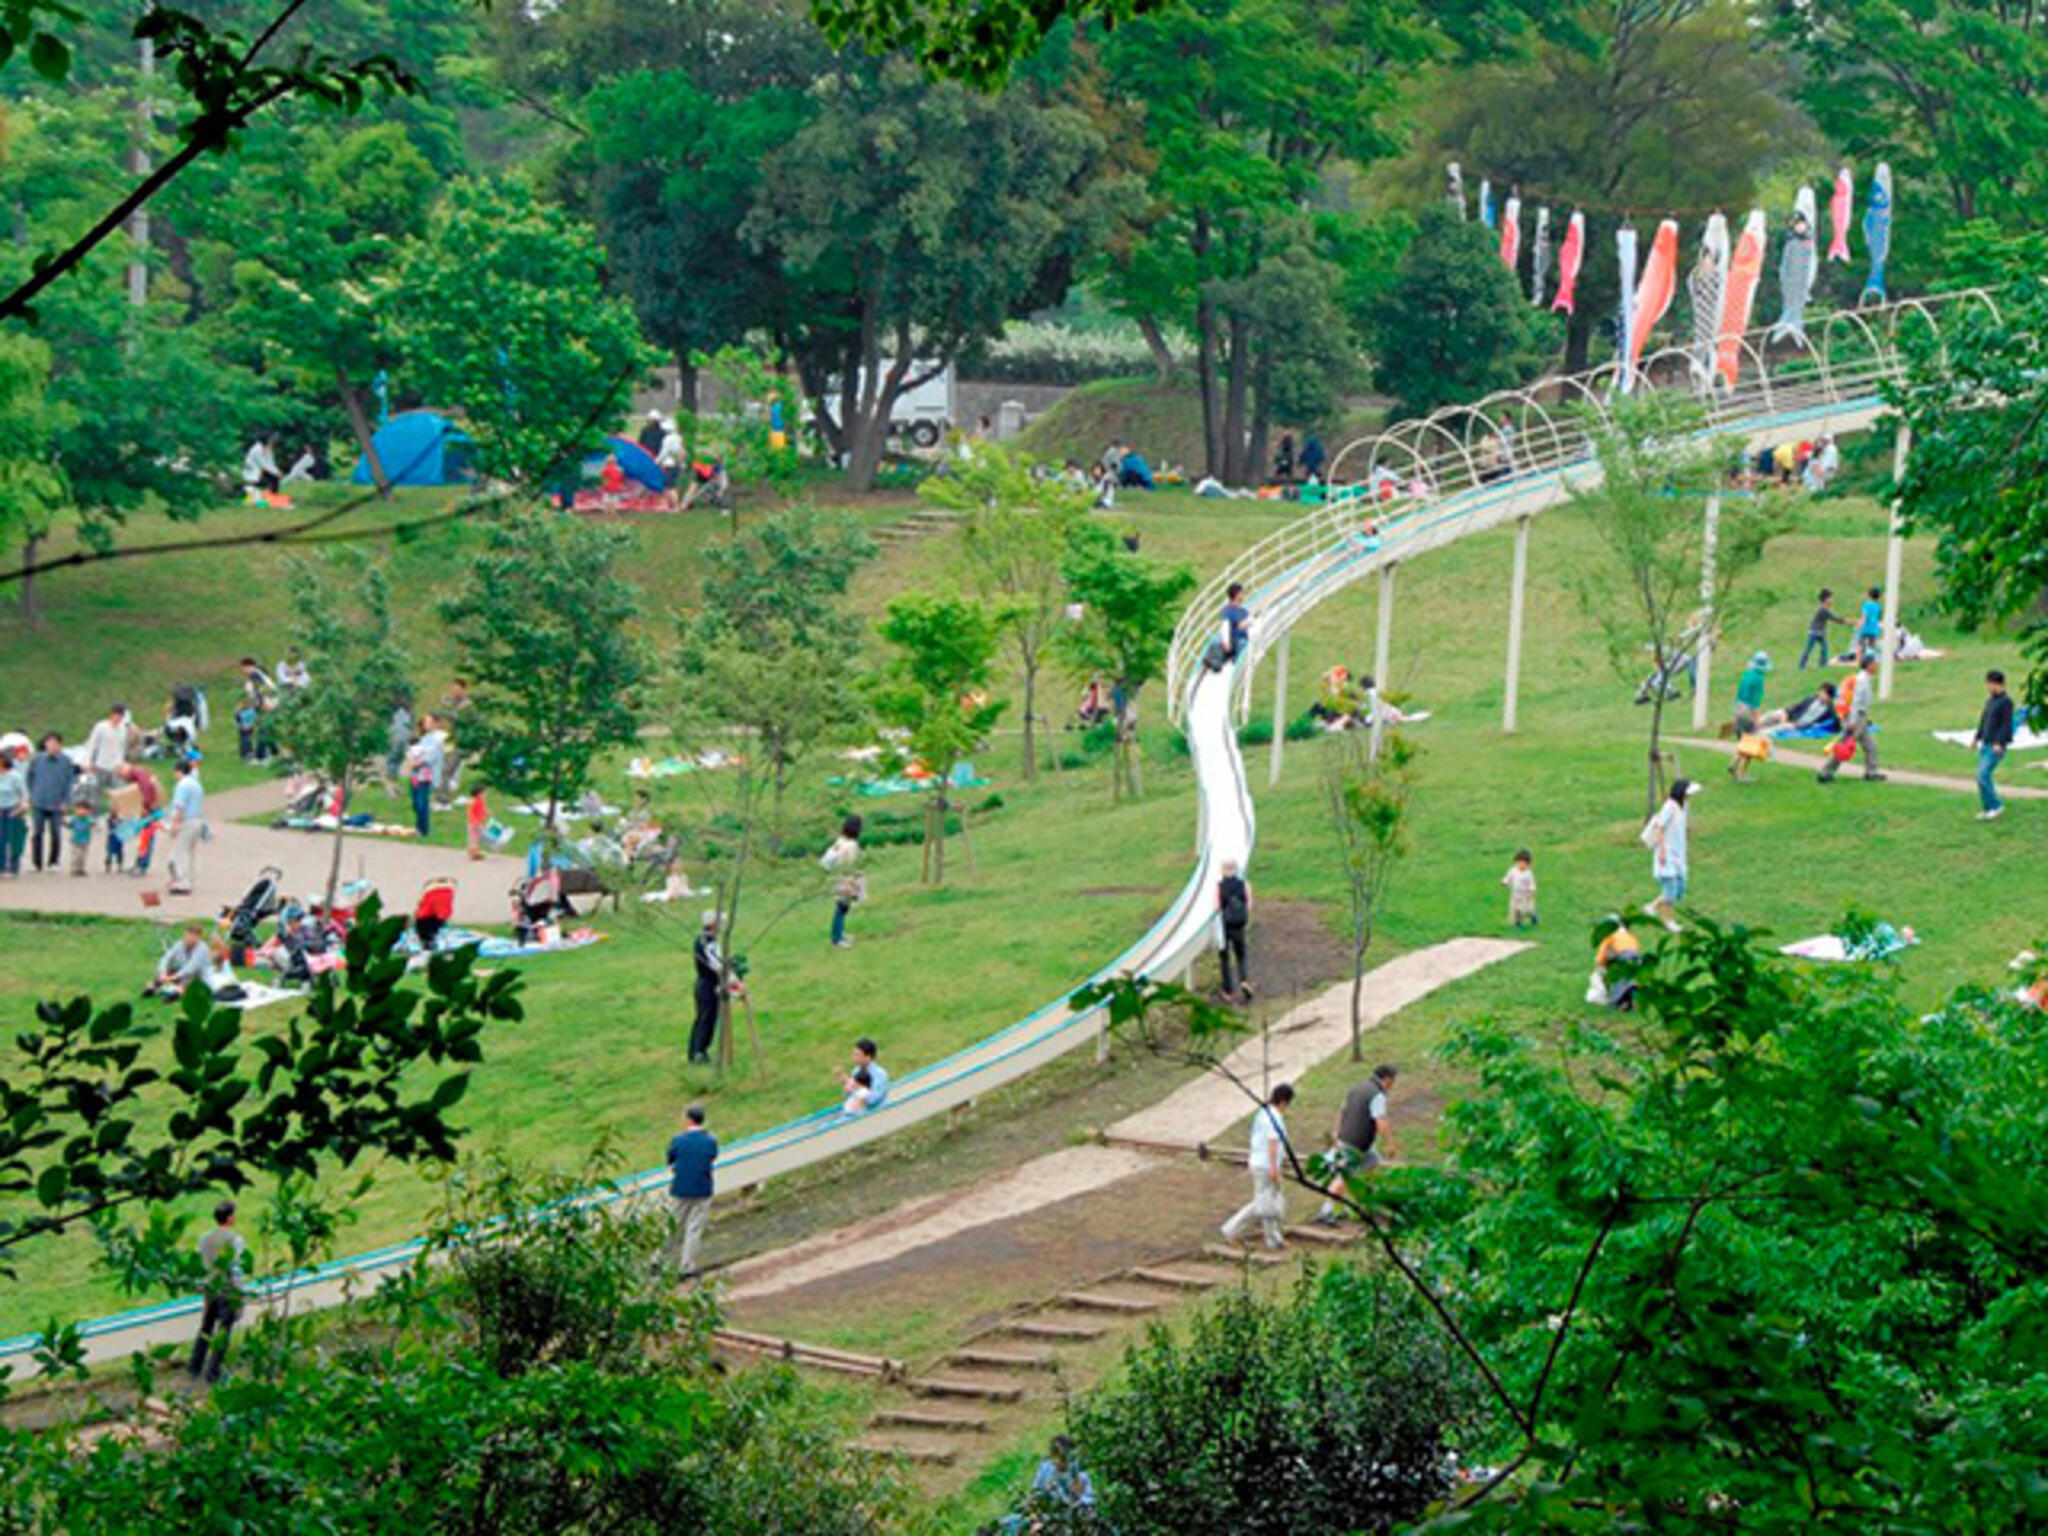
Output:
top-left (2, 467), bottom-right (2041, 1339)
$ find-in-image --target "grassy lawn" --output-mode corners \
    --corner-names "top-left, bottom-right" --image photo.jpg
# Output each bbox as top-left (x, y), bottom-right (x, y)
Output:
top-left (3, 461), bottom-right (2041, 1338)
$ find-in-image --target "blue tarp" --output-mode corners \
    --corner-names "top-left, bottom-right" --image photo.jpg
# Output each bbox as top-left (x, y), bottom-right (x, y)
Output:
top-left (351, 411), bottom-right (474, 487)
top-left (596, 435), bottom-right (666, 493)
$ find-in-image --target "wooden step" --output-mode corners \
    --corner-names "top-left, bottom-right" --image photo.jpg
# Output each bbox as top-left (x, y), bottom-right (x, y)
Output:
top-left (1286, 1222), bottom-right (1359, 1247)
top-left (851, 1435), bottom-right (957, 1466)
top-left (1127, 1266), bottom-right (1225, 1291)
top-left (1059, 1290), bottom-right (1164, 1315)
top-left (870, 1407), bottom-right (992, 1434)
top-left (1204, 1243), bottom-right (1289, 1267)
top-left (997, 1318), bottom-right (1108, 1342)
top-left (905, 1375), bottom-right (1026, 1403)
top-left (947, 1347), bottom-right (1058, 1373)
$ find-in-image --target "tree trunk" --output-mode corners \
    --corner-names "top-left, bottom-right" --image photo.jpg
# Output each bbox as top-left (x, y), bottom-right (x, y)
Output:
top-left (1136, 314), bottom-right (1177, 382)
top-left (19, 534), bottom-right (37, 624)
top-left (338, 370), bottom-right (389, 497)
top-left (324, 767), bottom-right (351, 914)
top-left (1020, 657), bottom-right (1038, 782)
top-left (1645, 686), bottom-right (1669, 820)
top-left (676, 352), bottom-right (700, 417)
top-left (847, 411), bottom-right (888, 493)
top-left (1349, 924), bottom-right (1368, 1063)
top-left (1222, 314), bottom-right (1252, 485)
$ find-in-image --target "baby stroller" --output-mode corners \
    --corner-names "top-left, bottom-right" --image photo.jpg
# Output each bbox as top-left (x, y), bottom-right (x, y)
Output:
top-left (225, 866), bottom-right (284, 964)
top-left (413, 878), bottom-right (456, 951)
top-left (511, 867), bottom-right (563, 945)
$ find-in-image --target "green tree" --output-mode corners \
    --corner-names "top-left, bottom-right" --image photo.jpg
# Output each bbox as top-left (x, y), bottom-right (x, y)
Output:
top-left (0, 330), bottom-right (71, 623)
top-left (1058, 538), bottom-right (1194, 800)
top-left (440, 511), bottom-right (648, 838)
top-left (220, 124), bottom-right (441, 489)
top-left (1406, 0), bottom-right (1807, 369)
top-left (1387, 919), bottom-right (2048, 1529)
top-left (1569, 394), bottom-right (1780, 816)
top-left (924, 443), bottom-right (1094, 781)
top-left (1771, 0), bottom-right (2048, 279)
top-left (748, 55), bottom-right (1108, 490)
top-left (271, 551), bottom-right (413, 911)
top-left (1889, 270), bottom-right (2048, 716)
top-left (388, 180), bottom-right (654, 485)
top-left (1320, 729), bottom-right (1416, 1062)
top-left (687, 503), bottom-right (877, 658)
top-left (1367, 205), bottom-right (1554, 418)
top-left (0, 904), bottom-right (521, 1316)
top-left (876, 592), bottom-right (1008, 884)
top-left (1100, 0), bottom-right (1433, 481)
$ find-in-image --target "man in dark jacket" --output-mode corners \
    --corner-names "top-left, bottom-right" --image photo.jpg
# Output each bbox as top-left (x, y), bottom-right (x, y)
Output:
top-left (25, 733), bottom-right (77, 872)
top-left (689, 911), bottom-right (725, 1064)
top-left (1973, 668), bottom-right (2016, 821)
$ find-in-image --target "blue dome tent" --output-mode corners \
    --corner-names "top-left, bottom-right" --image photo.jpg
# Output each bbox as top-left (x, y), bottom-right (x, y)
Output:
top-left (350, 410), bottom-right (476, 487)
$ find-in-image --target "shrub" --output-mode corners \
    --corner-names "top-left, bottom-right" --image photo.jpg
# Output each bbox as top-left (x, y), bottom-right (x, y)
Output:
top-left (965, 320), bottom-right (1188, 386)
top-left (1064, 1269), bottom-right (1480, 1536)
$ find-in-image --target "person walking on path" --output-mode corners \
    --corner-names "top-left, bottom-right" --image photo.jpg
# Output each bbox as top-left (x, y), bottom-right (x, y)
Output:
top-left (1315, 1064), bottom-right (1397, 1223)
top-left (821, 814), bottom-right (865, 948)
top-left (688, 911), bottom-right (726, 1065)
top-left (0, 746), bottom-right (24, 877)
top-left (660, 1105), bottom-right (717, 1279)
top-left (1641, 778), bottom-right (1699, 933)
top-left (188, 1200), bottom-right (247, 1384)
top-left (1973, 668), bottom-right (2016, 822)
top-left (1818, 655), bottom-right (1886, 785)
top-left (1855, 586), bottom-right (1884, 664)
top-left (164, 757), bottom-right (206, 895)
top-left (1221, 1082), bottom-right (1295, 1252)
top-left (1800, 589), bottom-right (1847, 670)
top-left (26, 734), bottom-right (76, 872)
top-left (1216, 857), bottom-right (1253, 1001)
top-left (1729, 651), bottom-right (1772, 781)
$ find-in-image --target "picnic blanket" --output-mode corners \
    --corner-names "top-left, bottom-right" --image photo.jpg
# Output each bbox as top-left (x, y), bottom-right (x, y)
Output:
top-left (626, 751), bottom-right (740, 779)
top-left (403, 926), bottom-right (609, 961)
top-left (275, 814), bottom-right (418, 838)
top-left (839, 761), bottom-right (992, 798)
top-left (1770, 722), bottom-right (1841, 741)
top-left (1933, 725), bottom-right (2048, 753)
top-left (1781, 924), bottom-right (1917, 963)
top-left (512, 800), bottom-right (622, 821)
top-left (214, 980), bottom-right (306, 1013)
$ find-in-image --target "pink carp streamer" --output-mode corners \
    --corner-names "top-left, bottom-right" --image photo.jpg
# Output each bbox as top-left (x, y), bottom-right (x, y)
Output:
top-left (1716, 209), bottom-right (1767, 389)
top-left (1828, 166), bottom-right (1854, 263)
top-left (1500, 195), bottom-right (1521, 271)
top-left (1626, 219), bottom-right (1681, 378)
top-left (1551, 211), bottom-right (1586, 314)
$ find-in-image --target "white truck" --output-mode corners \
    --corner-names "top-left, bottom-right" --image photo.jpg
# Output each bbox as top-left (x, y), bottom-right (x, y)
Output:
top-left (823, 360), bottom-right (956, 451)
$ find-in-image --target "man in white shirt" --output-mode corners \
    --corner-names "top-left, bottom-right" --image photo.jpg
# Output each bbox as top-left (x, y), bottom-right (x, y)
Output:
top-left (165, 757), bottom-right (205, 895)
top-left (405, 716), bottom-right (447, 836)
top-left (82, 704), bottom-right (129, 785)
top-left (1220, 1082), bottom-right (1295, 1251)
top-left (242, 436), bottom-right (281, 496)
top-left (275, 650), bottom-right (311, 692)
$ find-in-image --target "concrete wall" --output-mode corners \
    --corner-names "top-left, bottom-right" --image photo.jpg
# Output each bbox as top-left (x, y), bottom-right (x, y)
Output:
top-left (627, 366), bottom-right (1070, 442)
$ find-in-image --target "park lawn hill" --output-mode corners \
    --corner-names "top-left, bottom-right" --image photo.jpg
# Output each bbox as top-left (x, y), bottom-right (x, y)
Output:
top-left (3, 459), bottom-right (2043, 1335)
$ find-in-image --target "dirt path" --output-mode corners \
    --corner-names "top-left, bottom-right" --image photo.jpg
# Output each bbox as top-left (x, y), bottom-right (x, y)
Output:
top-left (0, 779), bottom-right (521, 926)
top-left (723, 938), bottom-right (1526, 1306)
top-left (1670, 736), bottom-right (2048, 800)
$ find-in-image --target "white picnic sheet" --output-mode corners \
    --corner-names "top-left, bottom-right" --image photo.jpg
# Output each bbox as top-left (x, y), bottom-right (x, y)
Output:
top-left (1933, 726), bottom-right (2048, 752)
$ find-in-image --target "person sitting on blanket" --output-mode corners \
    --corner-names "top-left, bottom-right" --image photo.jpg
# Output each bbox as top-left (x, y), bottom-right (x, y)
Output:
top-left (149, 925), bottom-right (212, 998)
top-left (203, 939), bottom-right (247, 1002)
top-left (278, 909), bottom-right (332, 985)
top-left (1759, 682), bottom-right (1838, 735)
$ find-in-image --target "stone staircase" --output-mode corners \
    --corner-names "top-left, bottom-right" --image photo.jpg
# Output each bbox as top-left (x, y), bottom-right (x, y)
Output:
top-left (844, 1222), bottom-right (1365, 1470)
top-left (870, 507), bottom-right (964, 548)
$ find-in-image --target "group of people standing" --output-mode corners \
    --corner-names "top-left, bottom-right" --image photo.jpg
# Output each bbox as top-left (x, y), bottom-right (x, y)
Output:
top-left (0, 710), bottom-right (205, 890)
top-left (1219, 1064), bottom-right (1399, 1253)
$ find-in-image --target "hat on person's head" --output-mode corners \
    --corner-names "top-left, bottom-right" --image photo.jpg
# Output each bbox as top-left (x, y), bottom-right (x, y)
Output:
top-left (1749, 650), bottom-right (1772, 671)
top-left (1672, 777), bottom-right (1701, 802)
top-left (701, 910), bottom-right (718, 929)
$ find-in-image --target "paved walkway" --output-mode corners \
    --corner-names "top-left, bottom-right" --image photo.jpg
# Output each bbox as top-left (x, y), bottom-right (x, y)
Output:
top-left (0, 780), bottom-right (522, 927)
top-left (1670, 737), bottom-right (2048, 800)
top-left (722, 938), bottom-right (1527, 1303)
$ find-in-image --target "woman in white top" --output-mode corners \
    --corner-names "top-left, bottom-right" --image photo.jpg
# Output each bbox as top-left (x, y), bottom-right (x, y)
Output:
top-left (822, 814), bottom-right (864, 949)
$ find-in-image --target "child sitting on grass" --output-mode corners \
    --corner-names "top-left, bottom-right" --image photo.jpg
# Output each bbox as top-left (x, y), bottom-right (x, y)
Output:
top-left (1502, 848), bottom-right (1538, 929)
